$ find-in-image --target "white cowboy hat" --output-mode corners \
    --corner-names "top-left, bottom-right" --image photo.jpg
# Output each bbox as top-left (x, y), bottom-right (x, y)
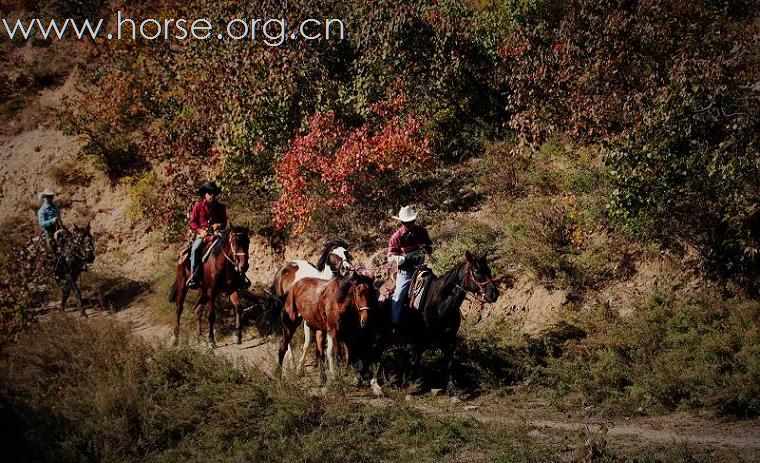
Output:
top-left (38, 188), bottom-right (55, 199)
top-left (392, 205), bottom-right (418, 222)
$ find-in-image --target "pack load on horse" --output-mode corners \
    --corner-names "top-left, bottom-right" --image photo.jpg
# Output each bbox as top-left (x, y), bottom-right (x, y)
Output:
top-left (35, 188), bottom-right (96, 316)
top-left (169, 181), bottom-right (251, 346)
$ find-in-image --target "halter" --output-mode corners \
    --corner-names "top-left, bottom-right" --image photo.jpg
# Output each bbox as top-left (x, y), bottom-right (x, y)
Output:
top-left (353, 283), bottom-right (373, 312)
top-left (463, 267), bottom-right (494, 295)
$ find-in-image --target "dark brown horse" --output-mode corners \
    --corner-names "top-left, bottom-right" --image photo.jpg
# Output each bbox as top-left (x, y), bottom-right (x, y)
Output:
top-left (276, 274), bottom-right (376, 377)
top-left (169, 225), bottom-right (250, 346)
top-left (367, 251), bottom-right (499, 393)
top-left (36, 224), bottom-right (95, 317)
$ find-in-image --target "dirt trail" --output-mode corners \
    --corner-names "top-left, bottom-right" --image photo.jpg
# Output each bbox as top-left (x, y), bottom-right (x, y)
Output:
top-left (414, 403), bottom-right (760, 451)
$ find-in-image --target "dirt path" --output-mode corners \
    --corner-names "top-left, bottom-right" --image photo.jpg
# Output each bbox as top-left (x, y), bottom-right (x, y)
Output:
top-left (413, 402), bottom-right (760, 451)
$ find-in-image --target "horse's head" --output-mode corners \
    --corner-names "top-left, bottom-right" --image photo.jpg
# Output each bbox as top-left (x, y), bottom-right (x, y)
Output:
top-left (72, 223), bottom-right (95, 264)
top-left (464, 251), bottom-right (499, 303)
top-left (352, 274), bottom-right (375, 329)
top-left (331, 246), bottom-right (354, 276)
top-left (228, 224), bottom-right (250, 274)
top-left (318, 241), bottom-right (353, 276)
top-left (339, 273), bottom-right (375, 329)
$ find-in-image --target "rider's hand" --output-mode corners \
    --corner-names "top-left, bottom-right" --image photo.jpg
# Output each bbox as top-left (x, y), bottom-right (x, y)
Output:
top-left (404, 250), bottom-right (424, 265)
top-left (198, 229), bottom-right (208, 238)
top-left (211, 223), bottom-right (223, 232)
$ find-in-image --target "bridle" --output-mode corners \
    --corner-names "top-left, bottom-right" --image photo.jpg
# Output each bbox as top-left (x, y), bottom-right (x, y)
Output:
top-left (220, 229), bottom-right (249, 273)
top-left (457, 264), bottom-right (496, 311)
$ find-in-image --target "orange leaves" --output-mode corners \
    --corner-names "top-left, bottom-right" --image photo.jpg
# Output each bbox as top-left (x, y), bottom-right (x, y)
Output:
top-left (273, 104), bottom-right (431, 234)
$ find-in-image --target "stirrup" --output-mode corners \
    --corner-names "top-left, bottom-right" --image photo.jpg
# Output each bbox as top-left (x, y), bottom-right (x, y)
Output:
top-left (186, 276), bottom-right (199, 288)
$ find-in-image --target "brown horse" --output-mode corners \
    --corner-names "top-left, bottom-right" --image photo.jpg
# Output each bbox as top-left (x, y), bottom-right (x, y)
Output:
top-left (271, 241), bottom-right (353, 364)
top-left (169, 225), bottom-right (250, 346)
top-left (277, 274), bottom-right (376, 377)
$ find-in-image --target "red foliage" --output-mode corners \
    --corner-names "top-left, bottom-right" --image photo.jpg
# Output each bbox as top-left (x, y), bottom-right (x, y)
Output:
top-left (273, 104), bottom-right (431, 234)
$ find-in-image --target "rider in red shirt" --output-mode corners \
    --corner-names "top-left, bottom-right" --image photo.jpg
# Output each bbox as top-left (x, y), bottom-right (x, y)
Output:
top-left (387, 206), bottom-right (433, 328)
top-left (187, 181), bottom-right (227, 288)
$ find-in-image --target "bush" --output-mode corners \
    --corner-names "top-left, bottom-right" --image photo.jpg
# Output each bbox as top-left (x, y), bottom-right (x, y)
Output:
top-left (547, 289), bottom-right (760, 417)
top-left (0, 317), bottom-right (561, 462)
top-left (48, 159), bottom-right (93, 187)
top-left (502, 0), bottom-right (759, 285)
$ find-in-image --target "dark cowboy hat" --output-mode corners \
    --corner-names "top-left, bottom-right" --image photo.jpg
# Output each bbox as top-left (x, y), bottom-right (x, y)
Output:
top-left (198, 181), bottom-right (222, 195)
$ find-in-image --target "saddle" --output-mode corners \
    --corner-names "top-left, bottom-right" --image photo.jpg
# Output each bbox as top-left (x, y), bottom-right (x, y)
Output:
top-left (177, 234), bottom-right (219, 266)
top-left (408, 266), bottom-right (434, 312)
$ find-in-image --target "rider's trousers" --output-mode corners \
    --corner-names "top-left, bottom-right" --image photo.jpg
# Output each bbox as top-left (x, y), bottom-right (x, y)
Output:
top-left (392, 269), bottom-right (412, 325)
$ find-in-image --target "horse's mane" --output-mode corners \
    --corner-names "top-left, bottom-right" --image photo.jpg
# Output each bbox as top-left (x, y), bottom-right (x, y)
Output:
top-left (316, 240), bottom-right (349, 271)
top-left (336, 278), bottom-right (354, 304)
top-left (336, 273), bottom-right (375, 305)
top-left (210, 226), bottom-right (249, 259)
top-left (436, 261), bottom-right (467, 292)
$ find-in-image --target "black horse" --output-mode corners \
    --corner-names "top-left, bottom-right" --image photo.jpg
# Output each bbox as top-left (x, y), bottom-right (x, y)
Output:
top-left (54, 224), bottom-right (96, 316)
top-left (363, 250), bottom-right (499, 392)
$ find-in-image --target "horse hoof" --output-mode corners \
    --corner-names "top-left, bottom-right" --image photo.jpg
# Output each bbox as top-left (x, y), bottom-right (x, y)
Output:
top-left (235, 334), bottom-right (242, 345)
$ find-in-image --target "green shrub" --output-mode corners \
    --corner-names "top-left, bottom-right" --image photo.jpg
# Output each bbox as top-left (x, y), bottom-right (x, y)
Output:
top-left (547, 289), bottom-right (760, 417)
top-left (0, 317), bottom-right (561, 462)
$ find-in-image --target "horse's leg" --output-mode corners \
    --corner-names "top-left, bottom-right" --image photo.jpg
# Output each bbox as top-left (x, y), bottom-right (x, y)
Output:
top-left (443, 338), bottom-right (458, 395)
top-left (412, 345), bottom-right (424, 385)
top-left (230, 291), bottom-right (243, 344)
top-left (326, 332), bottom-right (337, 378)
top-left (315, 330), bottom-right (326, 386)
top-left (277, 319), bottom-right (297, 376)
top-left (193, 297), bottom-right (205, 339)
top-left (61, 276), bottom-right (71, 312)
top-left (72, 273), bottom-right (85, 317)
top-left (297, 322), bottom-right (312, 374)
top-left (206, 291), bottom-right (216, 347)
top-left (174, 269), bottom-right (188, 345)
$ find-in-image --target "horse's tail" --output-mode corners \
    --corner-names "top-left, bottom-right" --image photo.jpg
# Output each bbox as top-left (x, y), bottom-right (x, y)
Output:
top-left (168, 281), bottom-right (178, 303)
top-left (250, 293), bottom-right (283, 337)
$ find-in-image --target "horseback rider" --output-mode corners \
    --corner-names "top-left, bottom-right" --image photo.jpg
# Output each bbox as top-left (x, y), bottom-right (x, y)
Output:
top-left (37, 188), bottom-right (62, 253)
top-left (187, 181), bottom-right (228, 289)
top-left (387, 205), bottom-right (433, 330)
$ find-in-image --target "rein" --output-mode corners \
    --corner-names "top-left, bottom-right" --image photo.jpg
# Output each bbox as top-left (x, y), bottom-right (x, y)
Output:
top-left (219, 230), bottom-right (248, 272)
top-left (456, 267), bottom-right (494, 312)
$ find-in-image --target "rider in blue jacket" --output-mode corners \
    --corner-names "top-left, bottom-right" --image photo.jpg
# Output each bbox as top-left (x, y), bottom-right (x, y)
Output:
top-left (37, 188), bottom-right (61, 251)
